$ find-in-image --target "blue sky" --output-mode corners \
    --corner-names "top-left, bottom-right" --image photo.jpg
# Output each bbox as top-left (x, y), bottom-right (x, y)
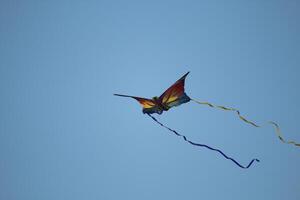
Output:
top-left (1, 1), bottom-right (299, 199)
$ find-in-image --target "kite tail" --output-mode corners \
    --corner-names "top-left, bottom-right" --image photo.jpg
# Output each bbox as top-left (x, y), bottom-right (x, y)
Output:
top-left (191, 98), bottom-right (300, 147)
top-left (268, 121), bottom-right (300, 147)
top-left (147, 114), bottom-right (259, 169)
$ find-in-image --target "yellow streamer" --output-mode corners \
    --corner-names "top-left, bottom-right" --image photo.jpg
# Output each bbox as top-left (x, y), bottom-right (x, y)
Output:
top-left (191, 98), bottom-right (300, 147)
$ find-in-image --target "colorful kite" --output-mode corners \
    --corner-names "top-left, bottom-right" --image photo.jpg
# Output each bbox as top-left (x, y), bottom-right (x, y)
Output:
top-left (114, 72), bottom-right (299, 169)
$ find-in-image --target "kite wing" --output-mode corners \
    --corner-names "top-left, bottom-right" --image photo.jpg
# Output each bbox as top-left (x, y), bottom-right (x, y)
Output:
top-left (114, 94), bottom-right (163, 114)
top-left (114, 94), bottom-right (156, 108)
top-left (159, 72), bottom-right (191, 109)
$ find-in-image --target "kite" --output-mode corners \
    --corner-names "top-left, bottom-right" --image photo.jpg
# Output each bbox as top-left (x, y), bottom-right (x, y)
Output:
top-left (114, 72), bottom-right (299, 169)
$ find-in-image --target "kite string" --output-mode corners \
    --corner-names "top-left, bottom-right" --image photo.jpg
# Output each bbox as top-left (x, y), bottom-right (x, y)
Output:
top-left (147, 113), bottom-right (259, 169)
top-left (191, 98), bottom-right (300, 147)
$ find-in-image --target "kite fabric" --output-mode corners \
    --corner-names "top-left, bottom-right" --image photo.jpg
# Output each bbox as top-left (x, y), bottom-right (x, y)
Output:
top-left (114, 71), bottom-right (299, 169)
top-left (147, 113), bottom-right (260, 169)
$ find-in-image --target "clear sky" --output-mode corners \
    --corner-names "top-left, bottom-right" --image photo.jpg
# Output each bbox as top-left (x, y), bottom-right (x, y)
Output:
top-left (1, 0), bottom-right (300, 199)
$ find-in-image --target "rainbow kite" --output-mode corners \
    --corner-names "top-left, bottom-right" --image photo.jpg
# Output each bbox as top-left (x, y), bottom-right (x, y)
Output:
top-left (114, 72), bottom-right (299, 169)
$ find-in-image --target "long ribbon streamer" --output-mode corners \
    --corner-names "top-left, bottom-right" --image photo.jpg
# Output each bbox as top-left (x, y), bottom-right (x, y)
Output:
top-left (147, 113), bottom-right (259, 169)
top-left (191, 98), bottom-right (300, 147)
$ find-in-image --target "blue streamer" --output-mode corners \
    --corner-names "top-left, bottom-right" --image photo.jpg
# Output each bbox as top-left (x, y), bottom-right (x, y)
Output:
top-left (147, 114), bottom-right (260, 169)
